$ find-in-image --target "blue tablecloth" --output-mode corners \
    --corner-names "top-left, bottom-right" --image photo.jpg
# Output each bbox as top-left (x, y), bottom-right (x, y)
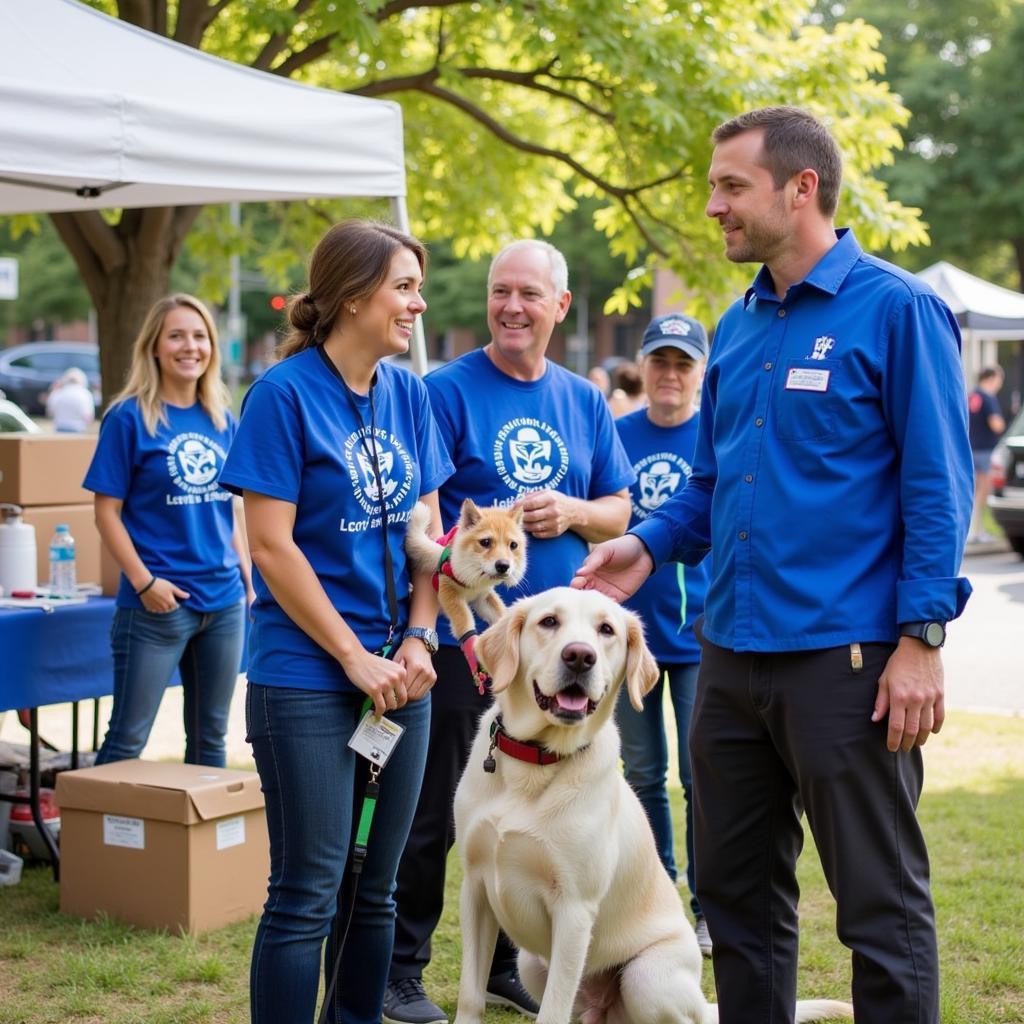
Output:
top-left (0, 597), bottom-right (116, 713)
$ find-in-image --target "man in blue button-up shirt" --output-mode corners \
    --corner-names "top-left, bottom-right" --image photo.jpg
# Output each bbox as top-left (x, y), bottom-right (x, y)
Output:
top-left (575, 107), bottom-right (972, 1024)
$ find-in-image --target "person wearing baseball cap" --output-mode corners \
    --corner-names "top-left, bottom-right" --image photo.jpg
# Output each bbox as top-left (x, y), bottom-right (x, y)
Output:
top-left (614, 310), bottom-right (712, 955)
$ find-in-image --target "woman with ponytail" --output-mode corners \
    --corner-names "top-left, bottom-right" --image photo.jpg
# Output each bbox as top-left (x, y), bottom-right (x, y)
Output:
top-left (219, 220), bottom-right (453, 1024)
top-left (84, 293), bottom-right (252, 767)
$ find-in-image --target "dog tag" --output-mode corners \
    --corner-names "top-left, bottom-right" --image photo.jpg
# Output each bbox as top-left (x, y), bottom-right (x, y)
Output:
top-left (483, 753), bottom-right (496, 773)
top-left (348, 710), bottom-right (405, 768)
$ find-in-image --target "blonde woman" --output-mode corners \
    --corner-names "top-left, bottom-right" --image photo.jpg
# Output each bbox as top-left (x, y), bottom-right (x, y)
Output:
top-left (83, 294), bottom-right (251, 766)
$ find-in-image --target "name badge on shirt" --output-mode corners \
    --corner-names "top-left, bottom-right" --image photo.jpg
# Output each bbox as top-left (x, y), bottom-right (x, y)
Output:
top-left (785, 367), bottom-right (831, 392)
top-left (348, 709), bottom-right (405, 768)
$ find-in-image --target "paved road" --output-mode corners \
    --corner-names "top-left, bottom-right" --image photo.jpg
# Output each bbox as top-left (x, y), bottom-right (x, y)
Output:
top-left (945, 547), bottom-right (1024, 716)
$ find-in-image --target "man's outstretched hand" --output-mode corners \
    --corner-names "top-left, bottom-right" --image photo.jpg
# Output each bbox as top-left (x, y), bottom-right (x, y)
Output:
top-left (571, 535), bottom-right (653, 603)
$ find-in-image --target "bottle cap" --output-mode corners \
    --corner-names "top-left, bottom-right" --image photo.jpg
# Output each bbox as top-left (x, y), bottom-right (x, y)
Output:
top-left (56, 524), bottom-right (69, 532)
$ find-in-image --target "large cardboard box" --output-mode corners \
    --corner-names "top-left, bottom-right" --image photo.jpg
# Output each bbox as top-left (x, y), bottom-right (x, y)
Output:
top-left (0, 434), bottom-right (96, 506)
top-left (56, 760), bottom-right (269, 934)
top-left (21, 504), bottom-right (102, 587)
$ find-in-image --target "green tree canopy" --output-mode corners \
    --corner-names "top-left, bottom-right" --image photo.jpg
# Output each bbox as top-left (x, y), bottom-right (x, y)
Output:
top-left (12, 0), bottom-right (924, 400)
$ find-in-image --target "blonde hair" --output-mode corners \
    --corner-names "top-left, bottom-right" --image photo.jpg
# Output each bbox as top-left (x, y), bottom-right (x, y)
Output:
top-left (278, 219), bottom-right (427, 360)
top-left (109, 293), bottom-right (230, 436)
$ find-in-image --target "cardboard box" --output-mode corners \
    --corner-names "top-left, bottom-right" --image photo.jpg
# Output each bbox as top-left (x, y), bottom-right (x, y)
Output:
top-left (0, 434), bottom-right (96, 506)
top-left (56, 760), bottom-right (269, 934)
top-left (21, 504), bottom-right (102, 587)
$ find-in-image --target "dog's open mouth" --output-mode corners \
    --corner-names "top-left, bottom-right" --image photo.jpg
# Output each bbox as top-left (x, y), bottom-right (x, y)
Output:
top-left (533, 680), bottom-right (597, 719)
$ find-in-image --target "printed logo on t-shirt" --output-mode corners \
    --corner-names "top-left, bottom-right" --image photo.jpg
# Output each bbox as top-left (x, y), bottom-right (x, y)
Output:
top-left (344, 427), bottom-right (414, 517)
top-left (494, 418), bottom-right (569, 493)
top-left (632, 451), bottom-right (692, 518)
top-left (166, 432), bottom-right (231, 505)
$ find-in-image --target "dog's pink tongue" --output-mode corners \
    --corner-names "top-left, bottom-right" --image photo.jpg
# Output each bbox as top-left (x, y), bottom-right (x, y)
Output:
top-left (556, 690), bottom-right (589, 712)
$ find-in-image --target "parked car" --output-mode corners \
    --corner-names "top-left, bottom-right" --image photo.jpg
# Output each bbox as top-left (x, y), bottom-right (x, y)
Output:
top-left (988, 406), bottom-right (1024, 556)
top-left (0, 341), bottom-right (100, 415)
top-left (0, 390), bottom-right (41, 433)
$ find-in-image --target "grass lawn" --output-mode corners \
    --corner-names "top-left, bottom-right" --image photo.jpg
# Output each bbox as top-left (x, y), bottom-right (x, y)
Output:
top-left (1, 710), bottom-right (1021, 1023)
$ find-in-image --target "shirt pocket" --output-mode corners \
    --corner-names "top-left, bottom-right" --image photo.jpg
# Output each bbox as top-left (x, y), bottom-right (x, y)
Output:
top-left (774, 358), bottom-right (841, 442)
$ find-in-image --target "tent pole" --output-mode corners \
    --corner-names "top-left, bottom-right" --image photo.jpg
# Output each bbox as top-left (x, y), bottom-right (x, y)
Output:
top-left (391, 195), bottom-right (429, 377)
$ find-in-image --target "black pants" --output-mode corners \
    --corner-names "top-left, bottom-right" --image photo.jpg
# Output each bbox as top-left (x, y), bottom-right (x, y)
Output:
top-left (691, 634), bottom-right (938, 1024)
top-left (389, 645), bottom-right (517, 982)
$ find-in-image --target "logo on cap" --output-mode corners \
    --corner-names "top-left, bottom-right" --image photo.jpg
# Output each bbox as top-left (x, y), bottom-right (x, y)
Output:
top-left (660, 318), bottom-right (693, 337)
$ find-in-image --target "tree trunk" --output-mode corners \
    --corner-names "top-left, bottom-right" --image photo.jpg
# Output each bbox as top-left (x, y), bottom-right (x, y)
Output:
top-left (1013, 236), bottom-right (1024, 295)
top-left (50, 206), bottom-right (202, 409)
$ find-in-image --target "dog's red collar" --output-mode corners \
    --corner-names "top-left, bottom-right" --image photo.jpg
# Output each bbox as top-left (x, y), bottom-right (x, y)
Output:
top-left (431, 524), bottom-right (466, 590)
top-left (484, 715), bottom-right (569, 772)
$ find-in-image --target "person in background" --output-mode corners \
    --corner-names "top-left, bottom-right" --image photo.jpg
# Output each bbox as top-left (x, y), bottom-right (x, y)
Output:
top-left (587, 364), bottom-right (611, 397)
top-left (574, 107), bottom-right (972, 1024)
top-left (46, 366), bottom-right (95, 432)
top-left (607, 359), bottom-right (646, 417)
top-left (383, 239), bottom-right (634, 1024)
top-left (613, 312), bottom-right (711, 957)
top-left (968, 365), bottom-right (1006, 543)
top-left (84, 294), bottom-right (251, 767)
top-left (219, 220), bottom-right (454, 1024)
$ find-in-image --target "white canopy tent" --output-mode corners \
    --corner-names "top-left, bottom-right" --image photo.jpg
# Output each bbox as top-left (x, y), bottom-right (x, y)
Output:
top-left (918, 261), bottom-right (1024, 381)
top-left (0, 0), bottom-right (429, 372)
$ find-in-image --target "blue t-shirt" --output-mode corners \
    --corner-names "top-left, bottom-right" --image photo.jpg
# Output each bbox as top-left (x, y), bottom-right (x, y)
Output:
top-left (968, 387), bottom-right (1002, 452)
top-left (616, 409), bottom-right (707, 664)
top-left (633, 229), bottom-right (973, 652)
top-left (218, 347), bottom-right (454, 691)
top-left (83, 398), bottom-right (243, 612)
top-left (425, 348), bottom-right (635, 640)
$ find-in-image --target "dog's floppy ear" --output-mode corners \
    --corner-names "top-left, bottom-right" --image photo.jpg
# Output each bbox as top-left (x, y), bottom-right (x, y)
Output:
top-left (460, 498), bottom-right (481, 527)
top-left (624, 611), bottom-right (660, 711)
top-left (477, 605), bottom-right (527, 694)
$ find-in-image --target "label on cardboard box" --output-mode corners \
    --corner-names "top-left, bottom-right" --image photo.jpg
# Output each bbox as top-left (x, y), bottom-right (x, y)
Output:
top-left (216, 815), bottom-right (246, 851)
top-left (104, 814), bottom-right (145, 849)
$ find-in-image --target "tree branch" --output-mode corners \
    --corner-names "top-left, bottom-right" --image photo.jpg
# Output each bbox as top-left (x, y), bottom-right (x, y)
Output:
top-left (174, 0), bottom-right (232, 48)
top-left (253, 0), bottom-right (316, 71)
top-left (118, 0), bottom-right (165, 34)
top-left (348, 68), bottom-right (441, 97)
top-left (169, 207), bottom-right (204, 261)
top-left (457, 66), bottom-right (614, 122)
top-left (67, 211), bottom-right (127, 276)
top-left (49, 214), bottom-right (110, 305)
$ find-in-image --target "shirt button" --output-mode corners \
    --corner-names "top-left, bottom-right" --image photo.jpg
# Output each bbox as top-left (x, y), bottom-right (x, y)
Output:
top-left (778, 309), bottom-right (787, 318)
top-left (739, 531), bottom-right (748, 540)
top-left (745, 474), bottom-right (753, 483)
top-left (755, 417), bottom-right (764, 427)
top-left (764, 362), bottom-right (772, 371)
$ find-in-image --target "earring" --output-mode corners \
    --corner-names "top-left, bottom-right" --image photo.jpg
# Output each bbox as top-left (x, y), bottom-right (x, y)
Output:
top-left (349, 305), bottom-right (357, 315)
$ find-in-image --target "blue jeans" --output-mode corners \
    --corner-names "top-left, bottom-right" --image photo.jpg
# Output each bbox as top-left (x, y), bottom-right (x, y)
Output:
top-left (96, 601), bottom-right (245, 767)
top-left (246, 683), bottom-right (431, 1024)
top-left (615, 661), bottom-right (701, 917)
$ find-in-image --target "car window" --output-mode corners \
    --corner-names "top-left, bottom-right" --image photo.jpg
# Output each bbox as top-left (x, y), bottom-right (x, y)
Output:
top-left (1004, 407), bottom-right (1024, 438)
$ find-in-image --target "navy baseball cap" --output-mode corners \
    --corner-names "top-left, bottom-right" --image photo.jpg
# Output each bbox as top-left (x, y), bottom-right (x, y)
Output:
top-left (639, 313), bottom-right (709, 361)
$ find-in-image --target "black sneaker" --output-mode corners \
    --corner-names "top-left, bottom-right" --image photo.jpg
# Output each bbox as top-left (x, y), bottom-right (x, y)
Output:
top-left (486, 969), bottom-right (539, 1018)
top-left (382, 978), bottom-right (448, 1024)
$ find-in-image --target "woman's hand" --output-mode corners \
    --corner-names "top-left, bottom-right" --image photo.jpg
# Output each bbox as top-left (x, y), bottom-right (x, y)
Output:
top-left (342, 647), bottom-right (409, 717)
top-left (140, 577), bottom-right (190, 613)
top-left (395, 638), bottom-right (438, 702)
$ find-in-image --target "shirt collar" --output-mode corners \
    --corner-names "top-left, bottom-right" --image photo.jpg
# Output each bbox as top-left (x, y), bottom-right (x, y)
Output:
top-left (744, 228), bottom-right (862, 308)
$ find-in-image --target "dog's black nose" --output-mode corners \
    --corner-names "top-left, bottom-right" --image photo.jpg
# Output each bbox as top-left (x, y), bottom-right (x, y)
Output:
top-left (561, 643), bottom-right (596, 673)
top-left (495, 560), bottom-right (510, 575)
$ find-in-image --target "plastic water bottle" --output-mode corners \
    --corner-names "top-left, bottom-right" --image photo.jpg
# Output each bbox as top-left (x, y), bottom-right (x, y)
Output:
top-left (48, 524), bottom-right (77, 598)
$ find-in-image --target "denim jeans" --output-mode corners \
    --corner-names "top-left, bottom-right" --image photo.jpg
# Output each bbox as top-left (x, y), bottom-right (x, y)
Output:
top-left (246, 683), bottom-right (431, 1024)
top-left (615, 661), bottom-right (701, 917)
top-left (96, 601), bottom-right (245, 767)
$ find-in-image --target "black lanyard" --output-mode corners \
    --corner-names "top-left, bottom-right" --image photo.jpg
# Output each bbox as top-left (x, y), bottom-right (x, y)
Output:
top-left (318, 346), bottom-right (400, 655)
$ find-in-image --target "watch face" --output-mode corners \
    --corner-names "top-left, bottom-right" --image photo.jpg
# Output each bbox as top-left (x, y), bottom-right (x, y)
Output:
top-left (924, 622), bottom-right (945, 647)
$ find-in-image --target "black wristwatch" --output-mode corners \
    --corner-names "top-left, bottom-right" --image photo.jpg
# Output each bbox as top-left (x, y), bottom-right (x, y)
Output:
top-left (404, 626), bottom-right (440, 654)
top-left (899, 621), bottom-right (946, 648)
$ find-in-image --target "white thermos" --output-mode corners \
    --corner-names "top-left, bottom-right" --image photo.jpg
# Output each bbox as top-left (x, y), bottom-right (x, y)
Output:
top-left (0, 503), bottom-right (37, 596)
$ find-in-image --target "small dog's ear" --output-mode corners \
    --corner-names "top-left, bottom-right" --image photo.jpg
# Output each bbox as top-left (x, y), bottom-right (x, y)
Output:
top-left (510, 503), bottom-right (525, 526)
top-left (477, 605), bottom-right (527, 694)
top-left (460, 498), bottom-right (481, 527)
top-left (624, 612), bottom-right (660, 711)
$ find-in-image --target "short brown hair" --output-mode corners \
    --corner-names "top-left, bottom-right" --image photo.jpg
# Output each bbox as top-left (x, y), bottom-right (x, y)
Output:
top-left (712, 107), bottom-right (842, 216)
top-left (279, 219), bottom-right (427, 359)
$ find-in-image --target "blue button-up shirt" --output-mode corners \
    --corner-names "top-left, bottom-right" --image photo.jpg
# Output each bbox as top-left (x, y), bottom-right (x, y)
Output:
top-left (633, 229), bottom-right (973, 652)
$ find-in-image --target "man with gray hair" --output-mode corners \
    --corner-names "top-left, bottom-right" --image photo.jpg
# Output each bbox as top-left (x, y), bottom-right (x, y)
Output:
top-left (383, 239), bottom-right (634, 1024)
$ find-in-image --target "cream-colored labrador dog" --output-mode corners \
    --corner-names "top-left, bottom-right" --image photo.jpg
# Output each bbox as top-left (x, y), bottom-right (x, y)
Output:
top-left (453, 587), bottom-right (852, 1024)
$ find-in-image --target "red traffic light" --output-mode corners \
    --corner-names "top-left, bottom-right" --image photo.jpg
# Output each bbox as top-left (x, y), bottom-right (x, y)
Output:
top-left (270, 295), bottom-right (287, 311)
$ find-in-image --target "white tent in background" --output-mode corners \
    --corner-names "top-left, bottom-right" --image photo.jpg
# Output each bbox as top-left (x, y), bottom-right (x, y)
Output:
top-left (0, 0), bottom-right (430, 372)
top-left (917, 261), bottom-right (1024, 381)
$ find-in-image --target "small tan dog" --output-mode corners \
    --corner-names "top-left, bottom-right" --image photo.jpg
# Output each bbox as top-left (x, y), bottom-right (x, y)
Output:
top-left (405, 499), bottom-right (527, 683)
top-left (453, 588), bottom-right (853, 1024)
